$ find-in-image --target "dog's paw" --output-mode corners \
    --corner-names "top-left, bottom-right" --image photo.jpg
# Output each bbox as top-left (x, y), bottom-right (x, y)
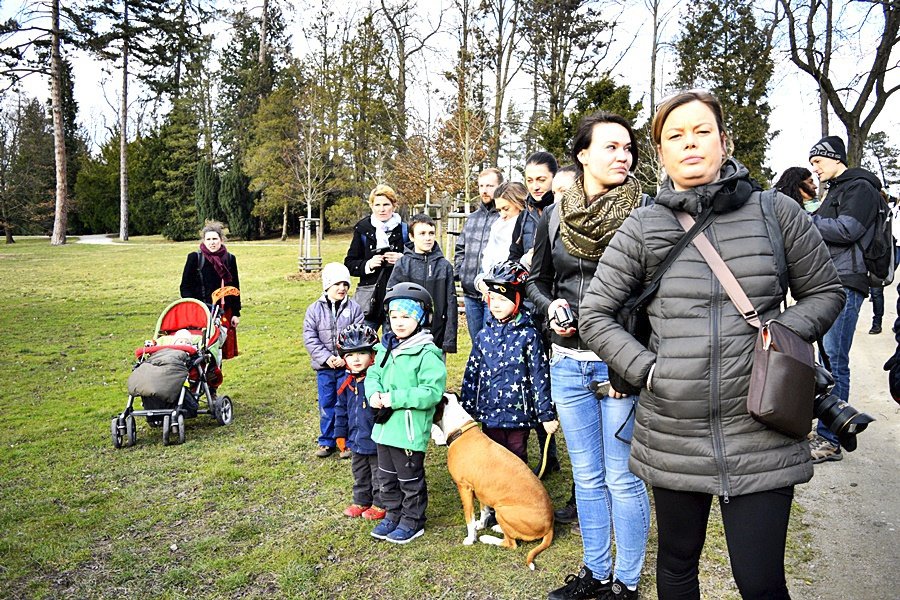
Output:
top-left (478, 534), bottom-right (503, 546)
top-left (491, 524), bottom-right (503, 534)
top-left (462, 536), bottom-right (476, 546)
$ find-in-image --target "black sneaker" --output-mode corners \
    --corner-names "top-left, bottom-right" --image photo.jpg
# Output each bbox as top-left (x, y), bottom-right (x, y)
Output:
top-left (554, 503), bottom-right (579, 524)
top-left (602, 579), bottom-right (640, 599)
top-left (548, 565), bottom-right (611, 600)
top-left (869, 324), bottom-right (882, 334)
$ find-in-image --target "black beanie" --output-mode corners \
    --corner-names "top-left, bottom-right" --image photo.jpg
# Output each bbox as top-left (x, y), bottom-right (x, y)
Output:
top-left (809, 136), bottom-right (847, 165)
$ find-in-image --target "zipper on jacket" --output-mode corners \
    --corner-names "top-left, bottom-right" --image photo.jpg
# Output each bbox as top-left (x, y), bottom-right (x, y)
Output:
top-left (709, 277), bottom-right (732, 501)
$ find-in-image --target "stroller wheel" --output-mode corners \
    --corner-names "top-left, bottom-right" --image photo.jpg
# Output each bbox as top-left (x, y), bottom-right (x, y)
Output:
top-left (111, 417), bottom-right (124, 449)
top-left (214, 396), bottom-right (233, 426)
top-left (125, 415), bottom-right (136, 447)
top-left (162, 414), bottom-right (172, 446)
top-left (177, 413), bottom-right (186, 445)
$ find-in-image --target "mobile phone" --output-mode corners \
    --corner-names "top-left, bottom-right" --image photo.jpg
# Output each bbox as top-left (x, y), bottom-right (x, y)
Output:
top-left (589, 380), bottom-right (611, 398)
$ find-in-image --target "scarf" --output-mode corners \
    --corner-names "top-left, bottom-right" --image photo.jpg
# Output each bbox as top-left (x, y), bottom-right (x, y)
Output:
top-left (558, 175), bottom-right (642, 261)
top-left (370, 213), bottom-right (402, 249)
top-left (199, 243), bottom-right (232, 283)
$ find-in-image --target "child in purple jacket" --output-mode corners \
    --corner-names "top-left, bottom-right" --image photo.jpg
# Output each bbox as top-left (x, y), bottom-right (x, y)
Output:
top-left (303, 263), bottom-right (363, 458)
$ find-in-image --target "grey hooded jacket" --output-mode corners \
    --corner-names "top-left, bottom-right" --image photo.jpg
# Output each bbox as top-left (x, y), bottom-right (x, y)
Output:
top-left (579, 160), bottom-right (844, 498)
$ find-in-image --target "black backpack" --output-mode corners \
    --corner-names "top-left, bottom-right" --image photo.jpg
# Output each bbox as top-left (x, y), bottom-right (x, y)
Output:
top-left (858, 193), bottom-right (894, 287)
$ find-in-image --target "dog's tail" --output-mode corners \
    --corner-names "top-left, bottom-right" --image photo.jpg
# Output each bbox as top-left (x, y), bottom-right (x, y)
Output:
top-left (526, 527), bottom-right (554, 571)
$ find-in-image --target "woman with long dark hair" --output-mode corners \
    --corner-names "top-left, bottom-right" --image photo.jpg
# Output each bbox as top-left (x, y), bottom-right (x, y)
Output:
top-left (774, 166), bottom-right (818, 211)
top-left (527, 112), bottom-right (650, 600)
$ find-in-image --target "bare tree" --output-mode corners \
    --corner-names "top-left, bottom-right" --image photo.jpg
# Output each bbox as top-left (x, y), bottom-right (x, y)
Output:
top-left (779, 0), bottom-right (900, 166)
top-left (481, 0), bottom-right (523, 165)
top-left (379, 0), bottom-right (443, 145)
top-left (48, 0), bottom-right (67, 245)
top-left (0, 1), bottom-right (71, 245)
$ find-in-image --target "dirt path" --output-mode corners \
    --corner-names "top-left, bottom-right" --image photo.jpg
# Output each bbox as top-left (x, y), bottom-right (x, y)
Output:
top-left (791, 283), bottom-right (900, 599)
top-left (74, 234), bottom-right (116, 244)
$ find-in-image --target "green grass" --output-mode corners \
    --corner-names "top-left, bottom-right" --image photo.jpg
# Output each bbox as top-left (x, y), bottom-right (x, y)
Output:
top-left (0, 235), bottom-right (809, 598)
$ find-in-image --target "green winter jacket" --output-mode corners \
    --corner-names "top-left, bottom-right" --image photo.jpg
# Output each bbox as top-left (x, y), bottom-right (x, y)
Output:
top-left (368, 332), bottom-right (447, 452)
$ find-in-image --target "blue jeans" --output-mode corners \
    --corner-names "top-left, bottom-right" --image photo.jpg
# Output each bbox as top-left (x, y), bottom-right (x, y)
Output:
top-left (550, 354), bottom-right (650, 587)
top-left (869, 287), bottom-right (884, 325)
top-left (818, 287), bottom-right (864, 446)
top-left (463, 296), bottom-right (488, 340)
top-left (316, 368), bottom-right (342, 447)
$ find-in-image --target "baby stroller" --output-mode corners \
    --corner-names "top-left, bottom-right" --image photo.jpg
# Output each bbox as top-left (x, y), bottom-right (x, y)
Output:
top-left (111, 292), bottom-right (236, 447)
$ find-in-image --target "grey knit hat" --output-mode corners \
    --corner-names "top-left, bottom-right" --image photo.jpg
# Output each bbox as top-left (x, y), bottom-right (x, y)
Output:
top-left (809, 136), bottom-right (847, 165)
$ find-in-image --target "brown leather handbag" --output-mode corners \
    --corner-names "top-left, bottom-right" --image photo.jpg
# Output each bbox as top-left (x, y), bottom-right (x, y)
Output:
top-left (676, 212), bottom-right (815, 439)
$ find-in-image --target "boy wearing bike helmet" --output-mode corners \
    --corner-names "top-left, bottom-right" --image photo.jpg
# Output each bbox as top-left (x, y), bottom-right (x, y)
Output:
top-left (334, 323), bottom-right (386, 521)
top-left (461, 261), bottom-right (558, 464)
top-left (367, 283), bottom-right (447, 545)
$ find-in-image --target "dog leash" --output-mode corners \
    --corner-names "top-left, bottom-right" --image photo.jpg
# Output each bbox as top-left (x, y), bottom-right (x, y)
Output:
top-left (535, 432), bottom-right (553, 479)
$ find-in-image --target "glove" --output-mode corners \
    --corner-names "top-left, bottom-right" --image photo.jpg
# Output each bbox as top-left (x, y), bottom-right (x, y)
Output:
top-left (883, 349), bottom-right (900, 404)
top-left (336, 437), bottom-right (346, 452)
top-left (373, 407), bottom-right (394, 424)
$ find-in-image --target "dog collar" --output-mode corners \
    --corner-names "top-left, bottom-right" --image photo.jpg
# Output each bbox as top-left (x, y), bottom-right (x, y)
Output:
top-left (446, 420), bottom-right (479, 446)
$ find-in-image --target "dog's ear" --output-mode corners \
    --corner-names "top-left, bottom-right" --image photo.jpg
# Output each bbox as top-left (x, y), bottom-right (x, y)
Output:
top-left (433, 394), bottom-right (450, 424)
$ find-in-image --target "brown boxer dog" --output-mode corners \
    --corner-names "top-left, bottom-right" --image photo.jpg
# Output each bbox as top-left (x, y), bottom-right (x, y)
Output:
top-left (432, 392), bottom-right (554, 570)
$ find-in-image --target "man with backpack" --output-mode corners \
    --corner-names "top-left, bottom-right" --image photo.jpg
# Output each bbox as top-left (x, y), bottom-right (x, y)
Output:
top-left (809, 135), bottom-right (885, 463)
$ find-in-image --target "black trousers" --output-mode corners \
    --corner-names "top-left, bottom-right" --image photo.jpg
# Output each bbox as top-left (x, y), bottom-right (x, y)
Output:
top-left (653, 485), bottom-right (794, 600)
top-left (351, 451), bottom-right (381, 507)
top-left (377, 444), bottom-right (427, 530)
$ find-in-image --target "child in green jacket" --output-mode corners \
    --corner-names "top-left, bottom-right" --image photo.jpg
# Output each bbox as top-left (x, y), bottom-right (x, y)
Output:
top-left (367, 282), bottom-right (447, 545)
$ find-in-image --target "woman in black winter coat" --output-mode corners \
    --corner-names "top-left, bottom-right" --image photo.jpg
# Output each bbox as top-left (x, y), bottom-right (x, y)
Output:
top-left (343, 184), bottom-right (409, 330)
top-left (180, 221), bottom-right (241, 360)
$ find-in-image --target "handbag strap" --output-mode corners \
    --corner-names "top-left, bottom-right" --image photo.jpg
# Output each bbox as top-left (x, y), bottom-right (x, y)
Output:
top-left (675, 211), bottom-right (762, 329)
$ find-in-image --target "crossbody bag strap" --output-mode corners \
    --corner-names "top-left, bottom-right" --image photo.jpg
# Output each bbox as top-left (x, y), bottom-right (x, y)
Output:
top-left (675, 211), bottom-right (761, 329)
top-left (629, 206), bottom-right (718, 309)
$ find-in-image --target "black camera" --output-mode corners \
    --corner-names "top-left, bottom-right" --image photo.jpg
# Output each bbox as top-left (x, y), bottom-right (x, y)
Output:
top-left (552, 303), bottom-right (575, 329)
top-left (813, 364), bottom-right (874, 452)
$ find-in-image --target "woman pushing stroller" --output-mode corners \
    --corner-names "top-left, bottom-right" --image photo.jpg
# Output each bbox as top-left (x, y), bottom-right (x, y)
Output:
top-left (180, 221), bottom-right (241, 361)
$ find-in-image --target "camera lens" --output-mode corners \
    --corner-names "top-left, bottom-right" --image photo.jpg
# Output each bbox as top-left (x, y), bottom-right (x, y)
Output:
top-left (813, 393), bottom-right (874, 452)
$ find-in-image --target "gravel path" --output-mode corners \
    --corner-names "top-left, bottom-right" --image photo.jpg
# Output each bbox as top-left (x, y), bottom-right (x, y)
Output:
top-left (790, 283), bottom-right (900, 599)
top-left (74, 234), bottom-right (116, 244)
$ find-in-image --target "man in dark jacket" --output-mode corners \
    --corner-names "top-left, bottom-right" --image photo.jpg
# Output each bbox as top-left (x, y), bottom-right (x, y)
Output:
top-left (809, 135), bottom-right (883, 463)
top-left (387, 214), bottom-right (458, 354)
top-left (454, 167), bottom-right (502, 340)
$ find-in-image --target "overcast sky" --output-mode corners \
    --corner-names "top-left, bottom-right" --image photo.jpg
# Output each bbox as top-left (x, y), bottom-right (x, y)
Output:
top-left (3, 0), bottom-right (898, 191)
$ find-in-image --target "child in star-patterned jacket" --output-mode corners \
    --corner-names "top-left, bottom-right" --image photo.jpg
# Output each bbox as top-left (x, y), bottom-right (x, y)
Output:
top-left (461, 261), bottom-right (558, 464)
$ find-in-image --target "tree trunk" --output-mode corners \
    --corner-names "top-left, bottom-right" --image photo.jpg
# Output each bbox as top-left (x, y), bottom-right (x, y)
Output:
top-left (1, 196), bottom-right (13, 243)
top-left (119, 2), bottom-right (130, 242)
top-left (49, 0), bottom-right (68, 246)
top-left (281, 200), bottom-right (288, 241)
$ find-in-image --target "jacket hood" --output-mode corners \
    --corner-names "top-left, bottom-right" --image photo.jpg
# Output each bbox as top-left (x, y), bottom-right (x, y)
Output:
top-left (402, 243), bottom-right (446, 261)
top-left (830, 167), bottom-right (882, 191)
top-left (655, 158), bottom-right (758, 216)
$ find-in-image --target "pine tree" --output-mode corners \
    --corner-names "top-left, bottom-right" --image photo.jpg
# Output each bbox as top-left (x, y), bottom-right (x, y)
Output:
top-left (8, 97), bottom-right (56, 235)
top-left (537, 75), bottom-right (643, 163)
top-left (195, 160), bottom-right (221, 225)
top-left (219, 163), bottom-right (255, 240)
top-left (673, 0), bottom-right (775, 183)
